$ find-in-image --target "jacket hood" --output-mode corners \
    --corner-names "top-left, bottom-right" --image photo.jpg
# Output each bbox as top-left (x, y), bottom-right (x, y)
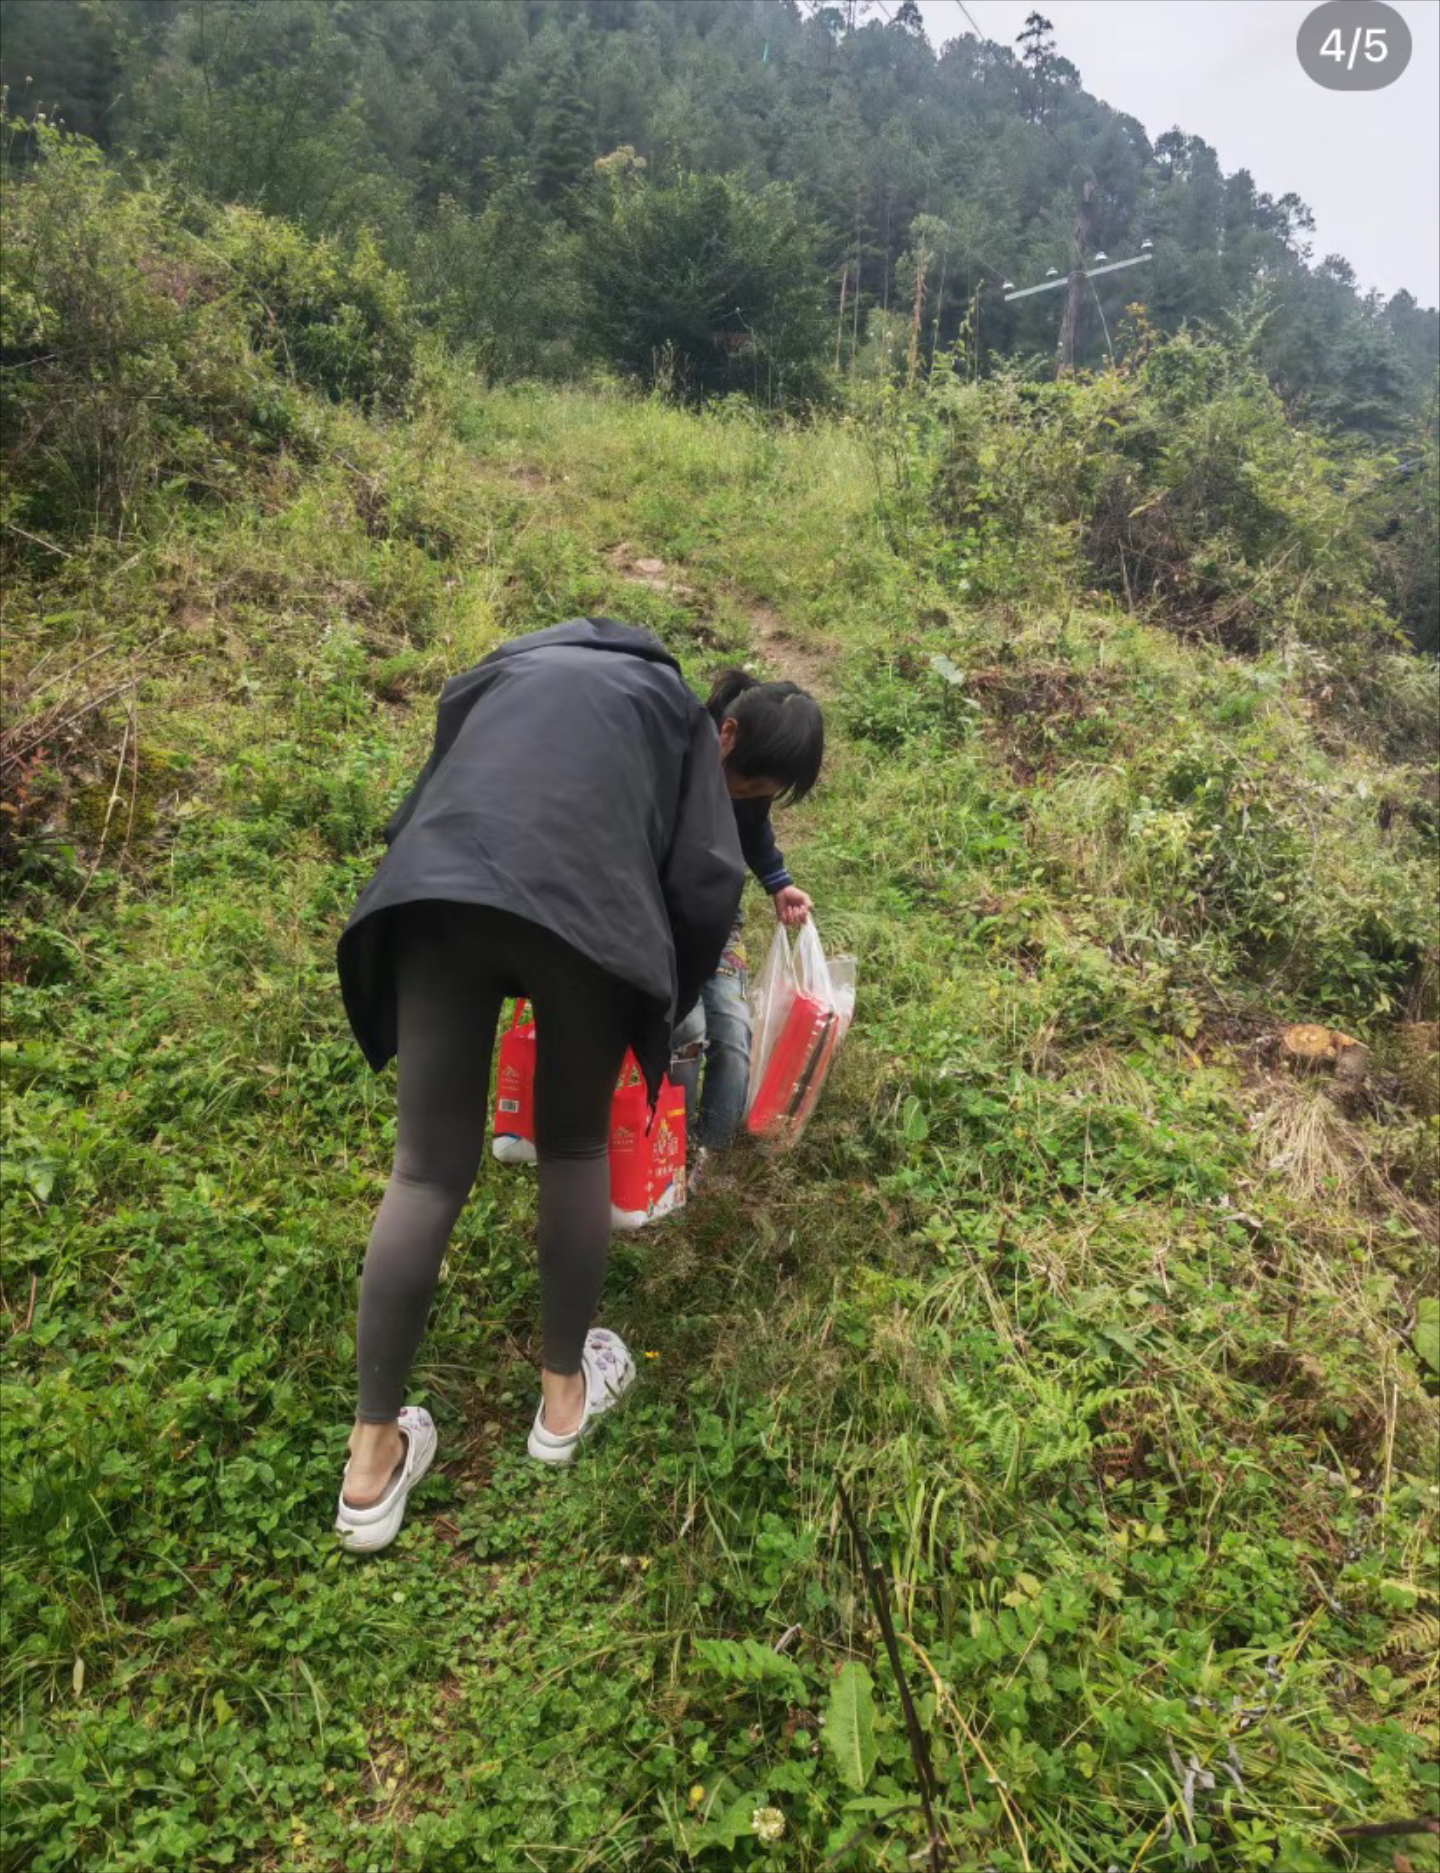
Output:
top-left (482, 617), bottom-right (682, 674)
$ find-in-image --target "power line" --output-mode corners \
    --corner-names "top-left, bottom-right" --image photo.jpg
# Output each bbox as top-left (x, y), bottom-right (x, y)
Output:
top-left (948, 0), bottom-right (987, 42)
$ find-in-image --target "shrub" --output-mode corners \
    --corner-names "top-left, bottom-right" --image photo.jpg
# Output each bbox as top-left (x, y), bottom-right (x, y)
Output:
top-left (928, 334), bottom-right (1407, 663)
top-left (1124, 738), bottom-right (1436, 1022)
top-left (0, 118), bottom-right (274, 533)
top-left (0, 116), bottom-right (416, 538)
top-left (200, 203), bottom-right (416, 409)
top-left (407, 189), bottom-right (581, 382)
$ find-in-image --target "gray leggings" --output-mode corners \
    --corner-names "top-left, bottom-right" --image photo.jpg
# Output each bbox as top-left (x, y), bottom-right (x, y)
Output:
top-left (355, 900), bottom-right (637, 1422)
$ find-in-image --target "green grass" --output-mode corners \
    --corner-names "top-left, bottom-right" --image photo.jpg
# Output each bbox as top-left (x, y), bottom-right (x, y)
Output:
top-left (2, 375), bottom-right (1437, 1872)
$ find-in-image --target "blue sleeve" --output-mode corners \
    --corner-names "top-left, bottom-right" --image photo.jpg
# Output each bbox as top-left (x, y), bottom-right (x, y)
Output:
top-left (734, 799), bottom-right (793, 895)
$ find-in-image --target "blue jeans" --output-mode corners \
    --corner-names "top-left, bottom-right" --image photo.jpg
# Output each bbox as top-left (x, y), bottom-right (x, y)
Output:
top-left (671, 927), bottom-right (751, 1150)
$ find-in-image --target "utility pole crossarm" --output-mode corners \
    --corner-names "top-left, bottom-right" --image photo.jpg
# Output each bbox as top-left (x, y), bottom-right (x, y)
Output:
top-left (1004, 252), bottom-right (1151, 303)
top-left (1082, 254), bottom-right (1153, 283)
top-left (1002, 275), bottom-right (1069, 303)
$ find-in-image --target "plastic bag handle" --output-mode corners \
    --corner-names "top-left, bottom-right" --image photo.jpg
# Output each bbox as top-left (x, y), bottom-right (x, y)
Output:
top-left (794, 917), bottom-right (826, 981)
top-left (511, 999), bottom-right (532, 1031)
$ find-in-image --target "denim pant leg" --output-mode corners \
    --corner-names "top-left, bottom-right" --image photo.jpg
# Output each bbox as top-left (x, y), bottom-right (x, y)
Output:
top-left (670, 1000), bottom-right (706, 1136)
top-left (697, 959), bottom-right (752, 1150)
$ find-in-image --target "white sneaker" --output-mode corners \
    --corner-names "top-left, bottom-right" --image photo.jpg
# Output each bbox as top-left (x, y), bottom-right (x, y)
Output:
top-left (334, 1405), bottom-right (437, 1553)
top-left (527, 1329), bottom-right (637, 1466)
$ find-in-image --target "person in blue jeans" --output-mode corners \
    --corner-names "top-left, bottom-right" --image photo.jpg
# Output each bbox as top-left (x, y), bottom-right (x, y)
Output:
top-left (672, 671), bottom-right (824, 1169)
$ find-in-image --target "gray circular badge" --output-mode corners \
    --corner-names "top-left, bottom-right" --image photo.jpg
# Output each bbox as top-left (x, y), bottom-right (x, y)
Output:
top-left (1298, 1), bottom-right (1413, 90)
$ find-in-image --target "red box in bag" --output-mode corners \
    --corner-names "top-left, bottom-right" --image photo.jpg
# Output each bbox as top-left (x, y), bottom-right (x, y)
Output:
top-left (745, 991), bottom-right (835, 1139)
top-left (744, 921), bottom-right (856, 1150)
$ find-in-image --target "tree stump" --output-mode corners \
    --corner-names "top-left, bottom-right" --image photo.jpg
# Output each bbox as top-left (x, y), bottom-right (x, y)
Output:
top-left (1280, 1024), bottom-right (1371, 1086)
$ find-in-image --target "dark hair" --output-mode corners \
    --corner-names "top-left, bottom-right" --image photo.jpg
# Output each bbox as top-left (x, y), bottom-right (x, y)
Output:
top-left (706, 669), bottom-right (824, 804)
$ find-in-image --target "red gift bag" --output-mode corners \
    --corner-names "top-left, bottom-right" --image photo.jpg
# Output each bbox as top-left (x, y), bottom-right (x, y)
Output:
top-left (643, 1075), bottom-right (688, 1224)
top-left (492, 1002), bottom-right (538, 1164)
top-left (491, 1003), bottom-right (686, 1228)
top-left (608, 1052), bottom-right (689, 1230)
top-left (745, 990), bottom-right (837, 1137)
top-left (609, 1053), bottom-right (652, 1228)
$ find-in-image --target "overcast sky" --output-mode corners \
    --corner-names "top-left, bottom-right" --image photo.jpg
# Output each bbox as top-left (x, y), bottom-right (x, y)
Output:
top-left (913, 0), bottom-right (1440, 306)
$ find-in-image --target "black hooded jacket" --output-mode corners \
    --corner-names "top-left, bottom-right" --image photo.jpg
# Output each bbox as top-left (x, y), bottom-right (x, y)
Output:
top-left (337, 619), bottom-right (745, 1099)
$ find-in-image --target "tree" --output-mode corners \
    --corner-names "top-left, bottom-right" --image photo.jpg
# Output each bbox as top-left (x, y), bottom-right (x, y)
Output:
top-left (409, 186), bottom-right (580, 379)
top-left (22, 0), bottom-right (1432, 427)
top-left (1255, 258), bottom-right (1413, 441)
top-left (0, 0), bottom-right (131, 143)
top-left (898, 212), bottom-right (949, 384)
top-left (1384, 290), bottom-right (1440, 404)
top-left (1375, 392), bottom-right (1439, 653)
top-left (120, 0), bottom-right (400, 233)
top-left (576, 173), bottom-right (830, 404)
top-left (1016, 11), bottom-right (1055, 66)
top-left (808, 6), bottom-right (847, 49)
top-left (1016, 11), bottom-right (1058, 122)
top-left (532, 45), bottom-right (596, 209)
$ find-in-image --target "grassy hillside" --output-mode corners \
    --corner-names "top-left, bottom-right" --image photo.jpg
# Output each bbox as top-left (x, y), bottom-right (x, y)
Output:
top-left (2, 361), bottom-right (1438, 1872)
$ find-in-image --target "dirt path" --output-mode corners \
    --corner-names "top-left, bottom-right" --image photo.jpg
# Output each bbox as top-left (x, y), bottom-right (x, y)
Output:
top-left (739, 596), bottom-right (836, 699)
top-left (608, 548), bottom-right (836, 699)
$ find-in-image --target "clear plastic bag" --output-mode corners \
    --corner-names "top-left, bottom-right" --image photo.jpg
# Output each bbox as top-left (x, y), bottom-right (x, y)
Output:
top-left (745, 919), bottom-right (856, 1149)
